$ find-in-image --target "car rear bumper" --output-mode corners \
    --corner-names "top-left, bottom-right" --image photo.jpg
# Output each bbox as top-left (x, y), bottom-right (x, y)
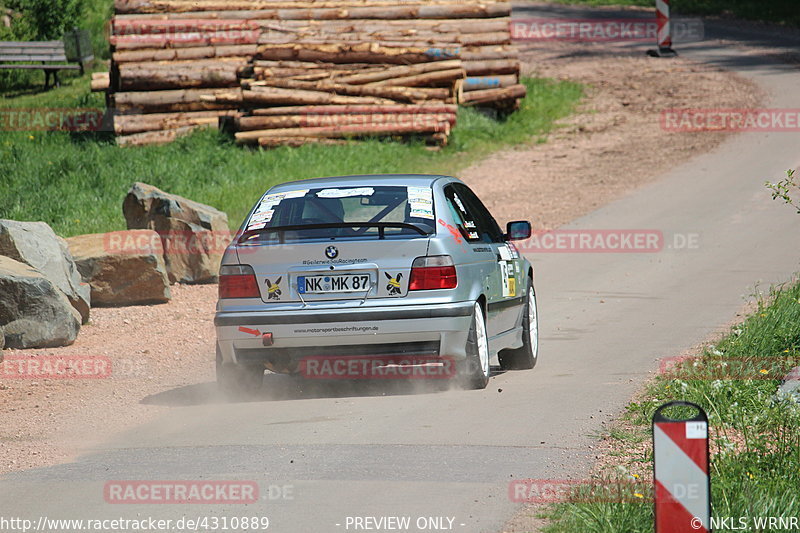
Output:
top-left (214, 301), bottom-right (474, 372)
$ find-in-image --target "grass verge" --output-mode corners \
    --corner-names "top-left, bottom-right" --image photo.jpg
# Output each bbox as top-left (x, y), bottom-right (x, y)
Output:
top-left (0, 75), bottom-right (582, 237)
top-left (541, 280), bottom-right (800, 532)
top-left (542, 0), bottom-right (800, 27)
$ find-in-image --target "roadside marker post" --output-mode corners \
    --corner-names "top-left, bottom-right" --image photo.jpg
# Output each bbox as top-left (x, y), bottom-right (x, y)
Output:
top-left (652, 401), bottom-right (711, 533)
top-left (648, 0), bottom-right (678, 57)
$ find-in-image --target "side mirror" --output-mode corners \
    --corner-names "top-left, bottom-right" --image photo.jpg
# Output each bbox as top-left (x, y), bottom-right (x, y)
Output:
top-left (506, 220), bottom-right (531, 241)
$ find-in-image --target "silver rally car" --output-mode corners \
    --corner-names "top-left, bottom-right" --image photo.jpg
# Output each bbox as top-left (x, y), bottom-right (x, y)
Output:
top-left (214, 174), bottom-right (537, 393)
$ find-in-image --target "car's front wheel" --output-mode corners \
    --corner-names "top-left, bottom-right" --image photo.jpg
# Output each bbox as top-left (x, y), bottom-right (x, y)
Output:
top-left (217, 344), bottom-right (264, 399)
top-left (459, 301), bottom-right (490, 389)
top-left (498, 283), bottom-right (538, 370)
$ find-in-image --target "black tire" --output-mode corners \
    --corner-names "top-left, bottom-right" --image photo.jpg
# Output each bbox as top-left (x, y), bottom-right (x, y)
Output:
top-left (216, 345), bottom-right (264, 399)
top-left (498, 282), bottom-right (538, 370)
top-left (459, 301), bottom-right (490, 390)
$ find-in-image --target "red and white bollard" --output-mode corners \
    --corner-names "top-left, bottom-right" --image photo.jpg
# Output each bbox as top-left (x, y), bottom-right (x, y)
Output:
top-left (648, 0), bottom-right (678, 57)
top-left (652, 401), bottom-right (711, 532)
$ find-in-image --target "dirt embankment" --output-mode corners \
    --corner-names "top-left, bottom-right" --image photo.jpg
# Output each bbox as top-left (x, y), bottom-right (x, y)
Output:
top-left (464, 41), bottom-right (761, 228)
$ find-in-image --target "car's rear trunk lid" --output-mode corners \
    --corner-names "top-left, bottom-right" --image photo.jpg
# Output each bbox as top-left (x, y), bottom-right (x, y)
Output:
top-left (235, 238), bottom-right (430, 304)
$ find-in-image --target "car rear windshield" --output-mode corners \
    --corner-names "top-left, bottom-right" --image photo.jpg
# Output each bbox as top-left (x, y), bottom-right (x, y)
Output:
top-left (240, 185), bottom-right (435, 243)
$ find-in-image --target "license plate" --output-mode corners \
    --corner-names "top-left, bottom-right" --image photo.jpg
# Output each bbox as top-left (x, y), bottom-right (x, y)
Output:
top-left (298, 274), bottom-right (371, 294)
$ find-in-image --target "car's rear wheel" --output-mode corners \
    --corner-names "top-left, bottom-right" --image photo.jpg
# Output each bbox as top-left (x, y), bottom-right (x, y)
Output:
top-left (216, 344), bottom-right (264, 399)
top-left (498, 283), bottom-right (538, 370)
top-left (460, 301), bottom-right (490, 389)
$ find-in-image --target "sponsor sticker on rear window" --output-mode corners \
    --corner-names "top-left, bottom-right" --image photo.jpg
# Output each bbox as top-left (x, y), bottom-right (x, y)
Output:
top-left (407, 186), bottom-right (434, 220)
top-left (247, 189), bottom-right (308, 230)
top-left (316, 187), bottom-right (374, 198)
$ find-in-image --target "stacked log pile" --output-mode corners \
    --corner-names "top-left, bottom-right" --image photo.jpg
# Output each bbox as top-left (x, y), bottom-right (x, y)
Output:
top-left (103, 0), bottom-right (525, 147)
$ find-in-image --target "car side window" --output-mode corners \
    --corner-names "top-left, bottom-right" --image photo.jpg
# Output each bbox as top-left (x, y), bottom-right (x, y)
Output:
top-left (452, 183), bottom-right (506, 243)
top-left (443, 184), bottom-right (490, 243)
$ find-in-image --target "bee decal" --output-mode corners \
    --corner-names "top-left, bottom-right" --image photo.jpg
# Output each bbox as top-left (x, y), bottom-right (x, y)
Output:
top-left (265, 276), bottom-right (282, 300)
top-left (385, 272), bottom-right (402, 295)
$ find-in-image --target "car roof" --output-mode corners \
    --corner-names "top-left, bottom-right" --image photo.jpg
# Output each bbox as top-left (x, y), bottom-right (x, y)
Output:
top-left (266, 174), bottom-right (457, 193)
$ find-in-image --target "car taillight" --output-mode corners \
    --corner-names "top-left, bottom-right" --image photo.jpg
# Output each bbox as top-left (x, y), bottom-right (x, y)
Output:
top-left (409, 255), bottom-right (457, 290)
top-left (219, 265), bottom-right (260, 299)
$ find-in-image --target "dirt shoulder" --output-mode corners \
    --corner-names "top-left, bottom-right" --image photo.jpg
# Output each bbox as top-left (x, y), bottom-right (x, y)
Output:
top-left (0, 284), bottom-right (218, 473)
top-left (0, 38), bottom-right (762, 475)
top-left (463, 40), bottom-right (761, 229)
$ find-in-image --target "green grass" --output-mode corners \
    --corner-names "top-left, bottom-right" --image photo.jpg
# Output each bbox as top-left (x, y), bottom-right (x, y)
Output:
top-left (543, 280), bottom-right (800, 533)
top-left (0, 75), bottom-right (582, 237)
top-left (541, 0), bottom-right (800, 27)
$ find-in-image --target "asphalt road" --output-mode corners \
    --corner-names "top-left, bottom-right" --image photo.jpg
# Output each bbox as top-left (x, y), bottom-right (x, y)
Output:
top-left (3, 6), bottom-right (800, 533)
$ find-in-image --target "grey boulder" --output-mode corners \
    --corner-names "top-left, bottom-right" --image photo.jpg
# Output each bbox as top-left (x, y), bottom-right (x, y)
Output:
top-left (122, 182), bottom-right (230, 284)
top-left (0, 220), bottom-right (90, 323)
top-left (0, 256), bottom-right (81, 349)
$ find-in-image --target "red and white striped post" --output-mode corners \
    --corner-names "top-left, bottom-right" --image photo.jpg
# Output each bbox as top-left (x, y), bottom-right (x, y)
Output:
top-left (652, 401), bottom-right (711, 533)
top-left (648, 0), bottom-right (678, 57)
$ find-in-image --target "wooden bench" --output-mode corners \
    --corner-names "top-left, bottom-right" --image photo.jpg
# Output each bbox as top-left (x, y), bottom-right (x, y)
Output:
top-left (0, 29), bottom-right (94, 88)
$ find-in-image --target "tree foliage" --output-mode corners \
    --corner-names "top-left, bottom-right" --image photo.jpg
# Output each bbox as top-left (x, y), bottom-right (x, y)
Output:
top-left (2, 0), bottom-right (85, 40)
top-left (0, 0), bottom-right (87, 88)
top-left (766, 169), bottom-right (800, 214)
